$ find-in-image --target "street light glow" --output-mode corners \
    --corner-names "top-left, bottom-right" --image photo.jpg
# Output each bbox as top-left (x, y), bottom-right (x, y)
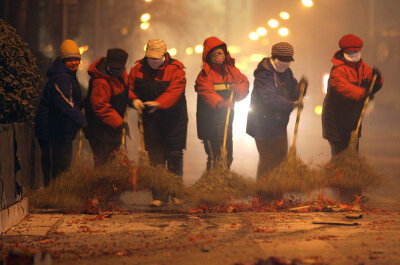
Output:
top-left (168, 48), bottom-right (177, 56)
top-left (268, 19), bottom-right (279, 28)
top-left (315, 105), bottom-right (323, 115)
top-left (302, 0), bottom-right (314, 7)
top-left (185, 47), bottom-right (193, 55)
top-left (140, 13), bottom-right (151, 22)
top-left (280, 12), bottom-right (290, 20)
top-left (278, 27), bottom-right (289, 36)
top-left (194, 45), bottom-right (203, 54)
top-left (256, 27), bottom-right (267, 36)
top-left (145, 0), bottom-right (152, 2)
top-left (249, 32), bottom-right (259, 40)
top-left (140, 22), bottom-right (150, 30)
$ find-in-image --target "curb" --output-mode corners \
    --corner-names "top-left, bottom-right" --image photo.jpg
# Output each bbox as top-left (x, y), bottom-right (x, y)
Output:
top-left (0, 197), bottom-right (29, 234)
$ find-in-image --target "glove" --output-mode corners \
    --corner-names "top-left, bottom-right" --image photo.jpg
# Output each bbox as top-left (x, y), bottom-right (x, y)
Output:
top-left (292, 100), bottom-right (303, 109)
top-left (121, 122), bottom-right (131, 139)
top-left (298, 76), bottom-right (309, 96)
top-left (216, 100), bottom-right (234, 109)
top-left (144, 101), bottom-right (160, 113)
top-left (372, 67), bottom-right (382, 95)
top-left (372, 67), bottom-right (382, 81)
top-left (133, 99), bottom-right (144, 111)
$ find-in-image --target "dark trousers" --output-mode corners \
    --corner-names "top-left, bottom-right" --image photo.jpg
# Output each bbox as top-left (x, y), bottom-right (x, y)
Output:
top-left (38, 140), bottom-right (73, 186)
top-left (254, 135), bottom-right (288, 180)
top-left (203, 138), bottom-right (233, 171)
top-left (329, 140), bottom-right (359, 157)
top-left (88, 137), bottom-right (121, 167)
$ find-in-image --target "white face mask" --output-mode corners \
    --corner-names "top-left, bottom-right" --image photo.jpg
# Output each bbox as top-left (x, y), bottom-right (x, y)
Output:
top-left (272, 58), bottom-right (291, 72)
top-left (147, 57), bottom-right (165, 69)
top-left (343, 52), bottom-right (361, 62)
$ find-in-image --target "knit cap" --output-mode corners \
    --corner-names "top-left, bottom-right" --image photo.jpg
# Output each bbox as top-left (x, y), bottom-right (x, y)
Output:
top-left (106, 48), bottom-right (128, 68)
top-left (271, 42), bottom-right (294, 61)
top-left (339, 34), bottom-right (363, 51)
top-left (59, 39), bottom-right (81, 60)
top-left (145, 39), bottom-right (167, 58)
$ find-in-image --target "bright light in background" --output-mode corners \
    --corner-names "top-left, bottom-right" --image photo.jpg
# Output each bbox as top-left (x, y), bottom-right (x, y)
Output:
top-left (302, 0), bottom-right (314, 7)
top-left (140, 13), bottom-right (151, 22)
top-left (235, 62), bottom-right (248, 71)
top-left (185, 47), bottom-right (193, 55)
top-left (280, 11), bottom-right (290, 20)
top-left (256, 27), bottom-right (267, 36)
top-left (144, 0), bottom-right (152, 2)
top-left (140, 22), bottom-right (150, 30)
top-left (79, 45), bottom-right (89, 55)
top-left (168, 48), bottom-right (177, 56)
top-left (233, 97), bottom-right (251, 134)
top-left (143, 44), bottom-right (147, 51)
top-left (315, 105), bottom-right (323, 115)
top-left (228, 45), bottom-right (241, 54)
top-left (249, 32), bottom-right (259, 40)
top-left (194, 45), bottom-right (203, 54)
top-left (322, 73), bottom-right (329, 94)
top-left (268, 19), bottom-right (279, 28)
top-left (278, 27), bottom-right (289, 36)
top-left (250, 53), bottom-right (264, 62)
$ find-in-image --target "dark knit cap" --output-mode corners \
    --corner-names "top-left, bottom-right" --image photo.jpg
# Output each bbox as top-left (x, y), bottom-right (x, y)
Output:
top-left (271, 42), bottom-right (294, 61)
top-left (339, 34), bottom-right (363, 51)
top-left (106, 48), bottom-right (128, 68)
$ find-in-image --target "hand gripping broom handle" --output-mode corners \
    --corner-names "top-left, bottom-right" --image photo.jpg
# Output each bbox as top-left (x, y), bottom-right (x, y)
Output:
top-left (222, 90), bottom-right (235, 153)
top-left (138, 109), bottom-right (146, 153)
top-left (354, 74), bottom-right (377, 136)
top-left (292, 80), bottom-right (306, 149)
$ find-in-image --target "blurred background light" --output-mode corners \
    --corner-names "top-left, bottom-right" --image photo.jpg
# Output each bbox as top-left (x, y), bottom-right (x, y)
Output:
top-left (280, 11), bottom-right (290, 20)
top-left (140, 22), bottom-right (150, 30)
top-left (256, 27), bottom-right (267, 36)
top-left (185, 47), bottom-right (193, 55)
top-left (194, 44), bottom-right (203, 54)
top-left (278, 27), bottom-right (289, 36)
top-left (249, 32), bottom-right (259, 40)
top-left (302, 0), bottom-right (314, 7)
top-left (268, 19), bottom-right (279, 28)
top-left (140, 13), bottom-right (151, 22)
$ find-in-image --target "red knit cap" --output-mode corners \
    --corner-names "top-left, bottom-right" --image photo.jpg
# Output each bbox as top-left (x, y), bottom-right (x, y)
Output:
top-left (339, 34), bottom-right (363, 51)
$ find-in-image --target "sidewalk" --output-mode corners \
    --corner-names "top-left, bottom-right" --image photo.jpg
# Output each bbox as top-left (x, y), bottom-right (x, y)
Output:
top-left (1, 209), bottom-right (400, 265)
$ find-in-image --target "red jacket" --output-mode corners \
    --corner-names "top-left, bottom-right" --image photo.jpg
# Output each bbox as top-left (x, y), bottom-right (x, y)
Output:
top-left (87, 57), bottom-right (131, 129)
top-left (128, 53), bottom-right (186, 109)
top-left (195, 36), bottom-right (249, 108)
top-left (329, 51), bottom-right (383, 100)
top-left (322, 51), bottom-right (383, 142)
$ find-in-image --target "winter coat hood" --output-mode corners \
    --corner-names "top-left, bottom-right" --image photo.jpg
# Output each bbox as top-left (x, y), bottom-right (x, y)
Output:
top-left (201, 37), bottom-right (235, 74)
top-left (46, 58), bottom-right (75, 77)
top-left (88, 57), bottom-right (128, 83)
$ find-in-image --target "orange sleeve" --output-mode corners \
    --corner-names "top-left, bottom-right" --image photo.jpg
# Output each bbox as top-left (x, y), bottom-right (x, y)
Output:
top-left (155, 66), bottom-right (186, 109)
top-left (90, 79), bottom-right (123, 128)
top-left (330, 66), bottom-right (365, 100)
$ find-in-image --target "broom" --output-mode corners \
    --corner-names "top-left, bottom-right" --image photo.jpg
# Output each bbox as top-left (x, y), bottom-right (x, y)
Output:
top-left (220, 89), bottom-right (235, 169)
top-left (256, 77), bottom-right (320, 200)
top-left (348, 74), bottom-right (378, 150)
top-left (322, 74), bottom-right (380, 200)
top-left (288, 77), bottom-right (308, 157)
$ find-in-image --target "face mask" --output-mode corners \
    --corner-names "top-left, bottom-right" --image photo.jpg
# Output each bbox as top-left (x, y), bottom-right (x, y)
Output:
top-left (106, 66), bottom-right (124, 77)
top-left (343, 52), bottom-right (361, 62)
top-left (210, 49), bottom-right (226, 65)
top-left (147, 57), bottom-right (165, 69)
top-left (272, 59), bottom-right (291, 72)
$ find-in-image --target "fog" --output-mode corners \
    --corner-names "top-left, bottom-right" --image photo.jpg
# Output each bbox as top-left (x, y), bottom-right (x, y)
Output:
top-left (65, 0), bottom-right (400, 188)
